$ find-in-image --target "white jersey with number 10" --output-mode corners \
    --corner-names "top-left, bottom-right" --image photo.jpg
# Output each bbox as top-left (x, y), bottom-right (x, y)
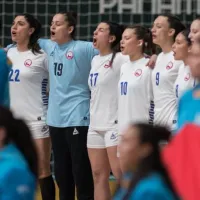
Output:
top-left (118, 57), bottom-right (154, 135)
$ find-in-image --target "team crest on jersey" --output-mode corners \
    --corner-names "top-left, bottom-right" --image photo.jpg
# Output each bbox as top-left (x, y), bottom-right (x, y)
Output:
top-left (24, 59), bottom-right (32, 67)
top-left (104, 61), bottom-right (112, 68)
top-left (134, 69), bottom-right (142, 77)
top-left (184, 73), bottom-right (190, 81)
top-left (66, 51), bottom-right (74, 60)
top-left (166, 61), bottom-right (173, 70)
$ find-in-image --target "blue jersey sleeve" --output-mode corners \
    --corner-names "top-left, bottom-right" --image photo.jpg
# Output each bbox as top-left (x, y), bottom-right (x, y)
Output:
top-left (85, 42), bottom-right (99, 62)
top-left (0, 49), bottom-right (11, 107)
top-left (38, 39), bottom-right (55, 54)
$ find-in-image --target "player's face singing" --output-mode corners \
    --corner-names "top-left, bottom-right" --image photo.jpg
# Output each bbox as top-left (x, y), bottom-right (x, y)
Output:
top-left (93, 22), bottom-right (115, 51)
top-left (120, 28), bottom-right (141, 56)
top-left (50, 14), bottom-right (73, 44)
top-left (189, 20), bottom-right (200, 43)
top-left (187, 40), bottom-right (200, 78)
top-left (11, 16), bottom-right (34, 44)
top-left (172, 32), bottom-right (190, 61)
top-left (151, 16), bottom-right (173, 46)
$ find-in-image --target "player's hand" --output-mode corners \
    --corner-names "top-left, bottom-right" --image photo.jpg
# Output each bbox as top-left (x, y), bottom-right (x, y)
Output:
top-left (146, 54), bottom-right (157, 69)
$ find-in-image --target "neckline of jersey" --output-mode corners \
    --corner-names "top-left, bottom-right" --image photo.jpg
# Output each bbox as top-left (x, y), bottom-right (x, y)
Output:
top-left (57, 39), bottom-right (74, 49)
top-left (129, 56), bottom-right (146, 64)
top-left (162, 50), bottom-right (173, 56)
top-left (16, 48), bottom-right (31, 54)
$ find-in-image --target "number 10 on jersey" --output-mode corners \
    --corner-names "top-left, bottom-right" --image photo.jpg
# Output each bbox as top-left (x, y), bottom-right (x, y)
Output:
top-left (121, 82), bottom-right (128, 95)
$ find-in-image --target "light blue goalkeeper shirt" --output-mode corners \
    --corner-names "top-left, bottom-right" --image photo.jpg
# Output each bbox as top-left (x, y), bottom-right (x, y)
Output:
top-left (38, 39), bottom-right (98, 127)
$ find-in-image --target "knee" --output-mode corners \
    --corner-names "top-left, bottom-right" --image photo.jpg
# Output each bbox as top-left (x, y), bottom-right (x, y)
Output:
top-left (92, 168), bottom-right (110, 183)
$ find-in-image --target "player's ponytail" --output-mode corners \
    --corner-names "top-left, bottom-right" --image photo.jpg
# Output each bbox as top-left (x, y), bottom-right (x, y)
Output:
top-left (126, 25), bottom-right (156, 55)
top-left (21, 13), bottom-right (42, 55)
top-left (58, 11), bottom-right (77, 39)
top-left (159, 14), bottom-right (185, 41)
top-left (103, 21), bottom-right (125, 67)
top-left (0, 106), bottom-right (38, 177)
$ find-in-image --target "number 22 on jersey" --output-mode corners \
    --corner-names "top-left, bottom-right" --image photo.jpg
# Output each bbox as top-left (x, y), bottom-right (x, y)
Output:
top-left (9, 69), bottom-right (20, 82)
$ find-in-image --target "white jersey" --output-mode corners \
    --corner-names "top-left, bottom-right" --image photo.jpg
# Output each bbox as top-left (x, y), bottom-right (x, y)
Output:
top-left (118, 57), bottom-right (154, 134)
top-left (174, 64), bottom-right (196, 99)
top-left (172, 64), bottom-right (196, 131)
top-left (89, 52), bottom-right (128, 131)
top-left (8, 47), bottom-right (49, 122)
top-left (152, 51), bottom-right (182, 129)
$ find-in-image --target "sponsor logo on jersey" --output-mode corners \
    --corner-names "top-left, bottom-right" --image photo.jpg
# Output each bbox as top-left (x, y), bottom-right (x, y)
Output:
top-left (66, 51), bottom-right (74, 60)
top-left (110, 132), bottom-right (117, 140)
top-left (134, 69), bottom-right (142, 77)
top-left (73, 128), bottom-right (79, 135)
top-left (166, 61), bottom-right (173, 70)
top-left (104, 61), bottom-right (112, 68)
top-left (184, 73), bottom-right (190, 81)
top-left (41, 125), bottom-right (48, 132)
top-left (16, 185), bottom-right (30, 195)
top-left (24, 59), bottom-right (32, 67)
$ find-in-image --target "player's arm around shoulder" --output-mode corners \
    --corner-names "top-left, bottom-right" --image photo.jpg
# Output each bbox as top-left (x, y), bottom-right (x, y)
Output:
top-left (38, 38), bottom-right (55, 54)
top-left (81, 41), bottom-right (99, 62)
top-left (112, 52), bottom-right (129, 73)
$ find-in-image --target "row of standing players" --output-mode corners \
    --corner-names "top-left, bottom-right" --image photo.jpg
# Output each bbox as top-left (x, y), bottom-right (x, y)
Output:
top-left (0, 11), bottom-right (200, 200)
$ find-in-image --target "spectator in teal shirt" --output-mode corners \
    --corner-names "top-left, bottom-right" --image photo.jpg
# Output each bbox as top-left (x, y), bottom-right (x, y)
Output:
top-left (114, 123), bottom-right (179, 200)
top-left (0, 106), bottom-right (38, 200)
top-left (0, 48), bottom-right (11, 107)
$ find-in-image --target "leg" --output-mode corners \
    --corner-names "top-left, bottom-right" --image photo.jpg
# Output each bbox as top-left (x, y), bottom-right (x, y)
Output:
top-left (107, 146), bottom-right (121, 183)
top-left (34, 137), bottom-right (55, 200)
top-left (87, 130), bottom-right (112, 200)
top-left (50, 126), bottom-right (75, 200)
top-left (68, 126), bottom-right (94, 200)
top-left (105, 130), bottom-right (122, 184)
top-left (88, 148), bottom-right (111, 200)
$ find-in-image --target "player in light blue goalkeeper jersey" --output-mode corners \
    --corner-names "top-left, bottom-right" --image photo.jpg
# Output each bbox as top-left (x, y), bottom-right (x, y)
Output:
top-left (0, 48), bottom-right (11, 107)
top-left (38, 11), bottom-right (98, 200)
top-left (0, 106), bottom-right (37, 200)
top-left (176, 35), bottom-right (200, 131)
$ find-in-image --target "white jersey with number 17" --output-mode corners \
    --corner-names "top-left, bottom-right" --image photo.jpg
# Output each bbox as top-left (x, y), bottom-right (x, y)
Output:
top-left (88, 52), bottom-right (128, 131)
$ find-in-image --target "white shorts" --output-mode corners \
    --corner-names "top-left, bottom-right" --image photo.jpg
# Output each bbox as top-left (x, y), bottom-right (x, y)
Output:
top-left (27, 121), bottom-right (49, 139)
top-left (87, 129), bottom-right (118, 148)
